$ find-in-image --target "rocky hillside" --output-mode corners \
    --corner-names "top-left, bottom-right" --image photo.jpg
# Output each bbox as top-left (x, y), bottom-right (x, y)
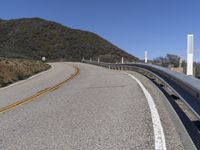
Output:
top-left (0, 18), bottom-right (138, 62)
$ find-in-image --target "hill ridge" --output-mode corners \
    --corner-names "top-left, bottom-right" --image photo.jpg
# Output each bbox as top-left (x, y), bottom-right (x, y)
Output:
top-left (0, 17), bottom-right (138, 62)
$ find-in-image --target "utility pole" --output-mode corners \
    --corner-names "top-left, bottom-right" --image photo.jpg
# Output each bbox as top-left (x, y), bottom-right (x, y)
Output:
top-left (187, 34), bottom-right (194, 76)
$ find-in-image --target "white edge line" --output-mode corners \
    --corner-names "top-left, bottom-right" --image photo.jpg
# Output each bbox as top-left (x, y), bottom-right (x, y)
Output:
top-left (0, 64), bottom-right (54, 91)
top-left (125, 72), bottom-right (166, 150)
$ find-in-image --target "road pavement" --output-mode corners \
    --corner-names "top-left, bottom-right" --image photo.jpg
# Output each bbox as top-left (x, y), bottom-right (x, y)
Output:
top-left (0, 62), bottom-right (195, 149)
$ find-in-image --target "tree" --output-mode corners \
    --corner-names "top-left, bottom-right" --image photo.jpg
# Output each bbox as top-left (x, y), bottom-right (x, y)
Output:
top-left (153, 54), bottom-right (180, 67)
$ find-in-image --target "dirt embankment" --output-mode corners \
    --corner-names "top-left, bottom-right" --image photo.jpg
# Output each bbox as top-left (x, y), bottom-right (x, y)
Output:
top-left (0, 58), bottom-right (50, 87)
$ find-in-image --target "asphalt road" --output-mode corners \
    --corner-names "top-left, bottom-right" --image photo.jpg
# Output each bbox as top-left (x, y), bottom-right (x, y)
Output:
top-left (0, 62), bottom-right (195, 150)
top-left (0, 62), bottom-right (75, 108)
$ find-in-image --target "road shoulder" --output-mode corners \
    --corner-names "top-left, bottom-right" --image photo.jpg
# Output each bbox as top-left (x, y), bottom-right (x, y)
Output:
top-left (125, 70), bottom-right (196, 150)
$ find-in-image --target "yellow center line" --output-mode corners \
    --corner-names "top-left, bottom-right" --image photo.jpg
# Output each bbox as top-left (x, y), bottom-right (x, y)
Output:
top-left (0, 65), bottom-right (80, 114)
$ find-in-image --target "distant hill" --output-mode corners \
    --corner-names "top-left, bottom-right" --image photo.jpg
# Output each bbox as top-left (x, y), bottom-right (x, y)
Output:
top-left (0, 18), bottom-right (138, 62)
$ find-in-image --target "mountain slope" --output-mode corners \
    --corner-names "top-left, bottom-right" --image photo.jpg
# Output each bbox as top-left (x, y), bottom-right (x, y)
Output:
top-left (0, 18), bottom-right (138, 62)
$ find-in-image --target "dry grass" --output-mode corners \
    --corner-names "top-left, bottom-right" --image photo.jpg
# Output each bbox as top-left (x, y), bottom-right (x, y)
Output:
top-left (0, 57), bottom-right (50, 87)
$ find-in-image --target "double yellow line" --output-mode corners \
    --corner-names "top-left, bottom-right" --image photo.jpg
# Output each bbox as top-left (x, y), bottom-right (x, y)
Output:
top-left (0, 65), bottom-right (80, 114)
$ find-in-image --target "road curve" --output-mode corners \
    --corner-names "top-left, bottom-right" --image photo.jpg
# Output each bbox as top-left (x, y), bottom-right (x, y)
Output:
top-left (0, 62), bottom-right (194, 149)
top-left (0, 62), bottom-right (76, 108)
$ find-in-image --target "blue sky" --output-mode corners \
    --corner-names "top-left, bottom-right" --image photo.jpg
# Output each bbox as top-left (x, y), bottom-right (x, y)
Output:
top-left (1, 0), bottom-right (200, 61)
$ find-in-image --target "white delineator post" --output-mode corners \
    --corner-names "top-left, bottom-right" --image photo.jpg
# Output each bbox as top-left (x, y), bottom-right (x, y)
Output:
top-left (145, 51), bottom-right (148, 63)
top-left (187, 34), bottom-right (194, 76)
top-left (121, 57), bottom-right (124, 64)
top-left (98, 57), bottom-right (100, 63)
top-left (42, 56), bottom-right (46, 62)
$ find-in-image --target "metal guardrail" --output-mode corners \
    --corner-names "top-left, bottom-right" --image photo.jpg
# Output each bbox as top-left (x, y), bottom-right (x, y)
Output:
top-left (83, 60), bottom-right (200, 120)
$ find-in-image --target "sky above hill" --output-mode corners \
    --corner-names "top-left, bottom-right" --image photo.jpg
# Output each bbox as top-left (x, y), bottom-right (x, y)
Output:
top-left (1, 0), bottom-right (200, 61)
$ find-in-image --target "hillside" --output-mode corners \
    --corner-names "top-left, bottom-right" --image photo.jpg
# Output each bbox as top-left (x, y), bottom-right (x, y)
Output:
top-left (0, 18), bottom-right (138, 62)
top-left (0, 57), bottom-right (50, 87)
